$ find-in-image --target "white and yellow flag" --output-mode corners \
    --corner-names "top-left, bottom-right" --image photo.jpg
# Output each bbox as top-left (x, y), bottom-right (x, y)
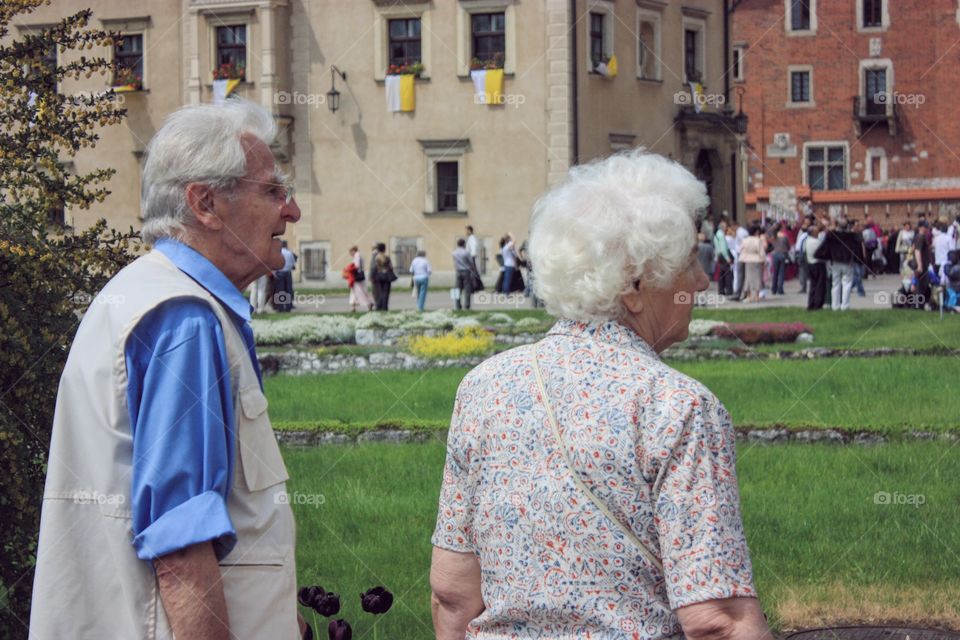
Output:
top-left (212, 78), bottom-right (241, 105)
top-left (471, 68), bottom-right (504, 105)
top-left (385, 74), bottom-right (415, 112)
top-left (596, 54), bottom-right (618, 78)
top-left (688, 81), bottom-right (704, 113)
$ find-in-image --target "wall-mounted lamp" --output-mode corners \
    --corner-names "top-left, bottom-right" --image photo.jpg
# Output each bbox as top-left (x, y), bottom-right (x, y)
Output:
top-left (327, 65), bottom-right (347, 114)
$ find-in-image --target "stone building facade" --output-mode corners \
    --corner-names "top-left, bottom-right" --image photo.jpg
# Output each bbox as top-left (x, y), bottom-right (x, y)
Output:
top-left (16, 0), bottom-right (743, 284)
top-left (733, 0), bottom-right (960, 227)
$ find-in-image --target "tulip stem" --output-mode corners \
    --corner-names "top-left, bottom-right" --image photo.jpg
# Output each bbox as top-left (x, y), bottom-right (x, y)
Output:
top-left (311, 611), bottom-right (319, 638)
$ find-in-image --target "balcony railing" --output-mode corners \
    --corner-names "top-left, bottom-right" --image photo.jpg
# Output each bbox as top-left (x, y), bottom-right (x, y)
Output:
top-left (853, 95), bottom-right (898, 136)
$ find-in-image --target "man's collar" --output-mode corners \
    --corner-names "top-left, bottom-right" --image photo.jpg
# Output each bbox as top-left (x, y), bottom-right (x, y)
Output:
top-left (547, 318), bottom-right (660, 360)
top-left (154, 239), bottom-right (252, 322)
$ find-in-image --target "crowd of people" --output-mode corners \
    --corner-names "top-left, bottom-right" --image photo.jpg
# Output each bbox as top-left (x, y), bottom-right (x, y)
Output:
top-left (697, 212), bottom-right (960, 312)
top-left (339, 225), bottom-right (543, 313)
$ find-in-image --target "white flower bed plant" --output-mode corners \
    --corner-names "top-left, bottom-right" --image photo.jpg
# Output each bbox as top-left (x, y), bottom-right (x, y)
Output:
top-left (687, 319), bottom-right (727, 337)
top-left (514, 317), bottom-right (544, 329)
top-left (252, 315), bottom-right (357, 346)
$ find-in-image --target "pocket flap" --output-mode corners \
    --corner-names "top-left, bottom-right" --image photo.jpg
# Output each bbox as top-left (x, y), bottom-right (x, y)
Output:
top-left (237, 387), bottom-right (289, 492)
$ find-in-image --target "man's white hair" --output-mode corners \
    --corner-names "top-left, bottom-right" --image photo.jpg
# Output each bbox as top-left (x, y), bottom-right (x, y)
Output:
top-left (140, 98), bottom-right (277, 244)
top-left (528, 149), bottom-right (708, 322)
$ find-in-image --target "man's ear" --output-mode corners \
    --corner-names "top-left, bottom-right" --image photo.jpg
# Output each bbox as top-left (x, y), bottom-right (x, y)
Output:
top-left (184, 183), bottom-right (224, 231)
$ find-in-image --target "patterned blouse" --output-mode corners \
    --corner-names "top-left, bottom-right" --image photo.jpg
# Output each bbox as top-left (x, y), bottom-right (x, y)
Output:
top-left (432, 319), bottom-right (756, 639)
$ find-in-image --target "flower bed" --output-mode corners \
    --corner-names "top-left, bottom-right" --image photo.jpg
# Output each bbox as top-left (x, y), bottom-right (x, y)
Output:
top-left (406, 326), bottom-right (494, 359)
top-left (711, 322), bottom-right (813, 345)
top-left (251, 315), bottom-right (357, 346)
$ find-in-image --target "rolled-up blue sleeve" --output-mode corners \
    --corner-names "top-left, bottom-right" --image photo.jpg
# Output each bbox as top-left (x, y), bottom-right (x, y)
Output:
top-left (125, 298), bottom-right (237, 562)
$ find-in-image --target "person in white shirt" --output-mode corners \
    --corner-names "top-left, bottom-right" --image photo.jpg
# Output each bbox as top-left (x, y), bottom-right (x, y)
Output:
top-left (804, 225), bottom-right (826, 309)
top-left (409, 250), bottom-right (432, 312)
top-left (500, 234), bottom-right (518, 294)
top-left (466, 225), bottom-right (479, 270)
top-left (933, 225), bottom-right (951, 279)
top-left (794, 223), bottom-right (810, 294)
top-left (733, 222), bottom-right (750, 298)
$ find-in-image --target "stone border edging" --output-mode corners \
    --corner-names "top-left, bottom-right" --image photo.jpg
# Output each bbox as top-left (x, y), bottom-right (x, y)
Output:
top-left (274, 426), bottom-right (958, 447)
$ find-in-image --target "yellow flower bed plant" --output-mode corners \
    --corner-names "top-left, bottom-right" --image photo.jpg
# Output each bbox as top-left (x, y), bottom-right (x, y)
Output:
top-left (406, 327), bottom-right (494, 359)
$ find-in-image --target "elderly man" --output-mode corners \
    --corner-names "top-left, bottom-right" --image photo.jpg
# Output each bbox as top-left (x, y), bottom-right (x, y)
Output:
top-left (30, 99), bottom-right (304, 639)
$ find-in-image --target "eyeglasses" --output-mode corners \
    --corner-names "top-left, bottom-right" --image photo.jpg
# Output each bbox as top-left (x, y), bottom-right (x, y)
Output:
top-left (238, 177), bottom-right (296, 205)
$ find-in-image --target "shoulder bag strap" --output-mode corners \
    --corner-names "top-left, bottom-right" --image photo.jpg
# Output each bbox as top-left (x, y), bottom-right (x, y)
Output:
top-left (530, 349), bottom-right (665, 574)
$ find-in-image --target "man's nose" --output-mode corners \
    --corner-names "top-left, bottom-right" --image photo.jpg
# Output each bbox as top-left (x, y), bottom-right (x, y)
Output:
top-left (282, 198), bottom-right (301, 223)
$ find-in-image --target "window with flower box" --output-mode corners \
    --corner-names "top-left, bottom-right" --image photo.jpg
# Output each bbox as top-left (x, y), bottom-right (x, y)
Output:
top-left (389, 18), bottom-right (421, 67)
top-left (471, 12), bottom-right (505, 66)
top-left (216, 25), bottom-right (246, 80)
top-left (113, 33), bottom-right (144, 89)
top-left (456, 0), bottom-right (516, 77)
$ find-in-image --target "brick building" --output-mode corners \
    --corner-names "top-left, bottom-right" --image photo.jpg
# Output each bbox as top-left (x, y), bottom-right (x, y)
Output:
top-left (732, 0), bottom-right (960, 228)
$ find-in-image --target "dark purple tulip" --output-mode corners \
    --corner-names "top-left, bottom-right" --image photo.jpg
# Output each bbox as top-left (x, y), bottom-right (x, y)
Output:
top-left (299, 585), bottom-right (325, 608)
top-left (327, 619), bottom-right (352, 640)
top-left (312, 591), bottom-right (341, 617)
top-left (360, 586), bottom-right (394, 614)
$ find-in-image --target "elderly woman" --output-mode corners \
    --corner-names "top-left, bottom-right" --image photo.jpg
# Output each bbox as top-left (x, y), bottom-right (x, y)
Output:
top-left (430, 151), bottom-right (770, 640)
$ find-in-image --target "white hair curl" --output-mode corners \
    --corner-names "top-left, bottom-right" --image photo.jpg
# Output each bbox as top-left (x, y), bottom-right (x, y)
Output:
top-left (140, 98), bottom-right (277, 244)
top-left (528, 149), bottom-right (708, 322)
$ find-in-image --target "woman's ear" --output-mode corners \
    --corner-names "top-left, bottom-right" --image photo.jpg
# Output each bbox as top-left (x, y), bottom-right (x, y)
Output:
top-left (622, 283), bottom-right (644, 314)
top-left (184, 183), bottom-right (224, 231)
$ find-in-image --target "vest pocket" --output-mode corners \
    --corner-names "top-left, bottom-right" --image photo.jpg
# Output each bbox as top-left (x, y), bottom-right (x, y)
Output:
top-left (238, 386), bottom-right (290, 492)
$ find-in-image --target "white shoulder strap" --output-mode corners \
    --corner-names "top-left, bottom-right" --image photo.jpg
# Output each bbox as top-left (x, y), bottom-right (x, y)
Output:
top-left (531, 348), bottom-right (665, 574)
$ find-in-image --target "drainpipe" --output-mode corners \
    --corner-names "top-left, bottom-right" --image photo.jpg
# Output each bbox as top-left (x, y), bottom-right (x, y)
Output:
top-left (725, 0), bottom-right (736, 221)
top-left (570, 0), bottom-right (579, 165)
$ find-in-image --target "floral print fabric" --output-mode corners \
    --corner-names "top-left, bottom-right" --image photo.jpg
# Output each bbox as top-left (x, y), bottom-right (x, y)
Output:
top-left (432, 319), bottom-right (756, 639)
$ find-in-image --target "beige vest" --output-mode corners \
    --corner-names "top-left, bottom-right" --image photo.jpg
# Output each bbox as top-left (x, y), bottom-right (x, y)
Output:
top-left (29, 250), bottom-right (298, 639)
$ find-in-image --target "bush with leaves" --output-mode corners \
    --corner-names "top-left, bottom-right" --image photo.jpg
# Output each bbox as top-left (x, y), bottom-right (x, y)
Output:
top-left (0, 1), bottom-right (138, 632)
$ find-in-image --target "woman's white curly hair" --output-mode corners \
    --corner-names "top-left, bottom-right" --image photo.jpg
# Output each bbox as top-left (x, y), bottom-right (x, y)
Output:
top-left (528, 149), bottom-right (708, 322)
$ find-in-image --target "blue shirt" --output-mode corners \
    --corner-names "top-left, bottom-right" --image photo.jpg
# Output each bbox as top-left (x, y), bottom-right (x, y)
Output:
top-left (125, 239), bottom-right (261, 562)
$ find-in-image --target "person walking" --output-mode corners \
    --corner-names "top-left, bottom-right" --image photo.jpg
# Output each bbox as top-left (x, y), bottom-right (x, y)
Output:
top-left (896, 222), bottom-right (915, 278)
top-left (452, 238), bottom-right (476, 310)
top-left (913, 220), bottom-right (934, 310)
top-left (409, 249), bottom-right (432, 312)
top-left (805, 225), bottom-right (827, 310)
top-left (369, 242), bottom-right (381, 308)
top-left (372, 242), bottom-right (395, 311)
top-left (770, 224), bottom-right (790, 295)
top-left (696, 232), bottom-right (715, 286)
top-left (465, 225), bottom-right (480, 271)
top-left (713, 221), bottom-right (734, 296)
top-left (795, 223), bottom-right (810, 294)
top-left (738, 224), bottom-right (765, 303)
top-left (500, 233), bottom-right (518, 294)
top-left (814, 219), bottom-right (862, 311)
top-left (346, 245), bottom-right (373, 312)
top-left (273, 240), bottom-right (296, 311)
top-left (248, 273), bottom-right (269, 314)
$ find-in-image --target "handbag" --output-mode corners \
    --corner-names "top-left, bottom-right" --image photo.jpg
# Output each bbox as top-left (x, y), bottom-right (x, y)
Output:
top-left (355, 267), bottom-right (365, 282)
top-left (530, 350), bottom-right (665, 574)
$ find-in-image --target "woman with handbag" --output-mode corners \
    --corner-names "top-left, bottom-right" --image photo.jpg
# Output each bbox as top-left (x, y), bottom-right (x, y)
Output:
top-left (373, 242), bottom-right (397, 311)
top-left (345, 245), bottom-right (373, 312)
top-left (430, 151), bottom-right (770, 640)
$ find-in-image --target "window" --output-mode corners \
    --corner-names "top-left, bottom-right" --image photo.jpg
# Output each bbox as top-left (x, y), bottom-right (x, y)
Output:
top-left (113, 33), bottom-right (143, 86)
top-left (436, 162), bottom-right (459, 212)
top-left (420, 139), bottom-right (470, 215)
top-left (589, 13), bottom-right (605, 68)
top-left (637, 10), bottom-right (662, 81)
top-left (388, 18), bottom-right (421, 67)
top-left (785, 0), bottom-right (817, 34)
top-left (374, 3), bottom-right (431, 81)
top-left (791, 70), bottom-right (810, 103)
top-left (456, 1), bottom-right (516, 76)
top-left (732, 45), bottom-right (744, 82)
top-left (863, 0), bottom-right (882, 27)
top-left (790, 0), bottom-right (810, 30)
top-left (216, 25), bottom-right (246, 79)
top-left (682, 18), bottom-right (705, 83)
top-left (864, 67), bottom-right (887, 115)
top-left (866, 148), bottom-right (887, 183)
top-left (392, 238), bottom-right (421, 275)
top-left (471, 12), bottom-right (505, 64)
top-left (300, 241), bottom-right (329, 280)
top-left (807, 145), bottom-right (846, 191)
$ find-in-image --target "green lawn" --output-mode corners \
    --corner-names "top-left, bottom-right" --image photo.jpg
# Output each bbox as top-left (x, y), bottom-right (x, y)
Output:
top-left (285, 441), bottom-right (960, 635)
top-left (264, 355), bottom-right (959, 434)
